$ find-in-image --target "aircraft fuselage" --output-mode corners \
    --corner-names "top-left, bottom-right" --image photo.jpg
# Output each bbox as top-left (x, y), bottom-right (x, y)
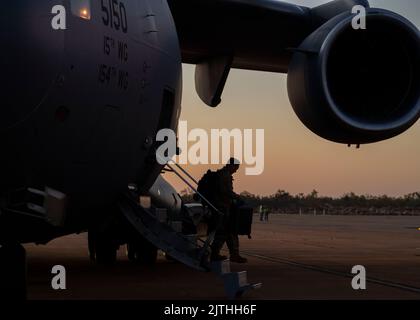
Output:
top-left (0, 0), bottom-right (182, 242)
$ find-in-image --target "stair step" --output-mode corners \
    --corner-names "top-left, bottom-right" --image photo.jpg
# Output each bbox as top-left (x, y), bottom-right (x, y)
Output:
top-left (237, 271), bottom-right (248, 287)
top-left (223, 271), bottom-right (248, 299)
top-left (210, 259), bottom-right (231, 275)
top-left (221, 270), bottom-right (262, 299)
top-left (169, 221), bottom-right (183, 233)
top-left (154, 208), bottom-right (167, 223)
top-left (180, 235), bottom-right (198, 252)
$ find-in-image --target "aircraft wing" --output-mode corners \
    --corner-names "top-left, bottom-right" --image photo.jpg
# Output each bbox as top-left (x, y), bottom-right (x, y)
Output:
top-left (167, 0), bottom-right (370, 106)
top-left (168, 0), bottom-right (420, 146)
top-left (168, 0), bottom-right (316, 73)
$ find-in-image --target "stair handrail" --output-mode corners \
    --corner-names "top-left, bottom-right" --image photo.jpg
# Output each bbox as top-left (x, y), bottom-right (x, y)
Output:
top-left (156, 154), bottom-right (226, 264)
top-left (156, 154), bottom-right (223, 217)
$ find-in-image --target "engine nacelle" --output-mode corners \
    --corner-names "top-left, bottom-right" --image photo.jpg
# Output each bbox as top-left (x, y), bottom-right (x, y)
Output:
top-left (287, 8), bottom-right (420, 144)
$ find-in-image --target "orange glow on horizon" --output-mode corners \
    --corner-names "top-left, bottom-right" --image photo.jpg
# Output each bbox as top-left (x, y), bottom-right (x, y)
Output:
top-left (170, 64), bottom-right (420, 198)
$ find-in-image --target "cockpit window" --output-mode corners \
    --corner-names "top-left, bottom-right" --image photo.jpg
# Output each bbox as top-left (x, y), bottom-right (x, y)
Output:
top-left (71, 0), bottom-right (91, 20)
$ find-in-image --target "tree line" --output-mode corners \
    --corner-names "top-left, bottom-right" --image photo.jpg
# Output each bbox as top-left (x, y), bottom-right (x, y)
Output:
top-left (180, 189), bottom-right (420, 216)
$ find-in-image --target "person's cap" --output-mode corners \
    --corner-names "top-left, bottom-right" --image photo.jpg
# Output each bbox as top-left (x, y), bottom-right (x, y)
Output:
top-left (227, 157), bottom-right (240, 165)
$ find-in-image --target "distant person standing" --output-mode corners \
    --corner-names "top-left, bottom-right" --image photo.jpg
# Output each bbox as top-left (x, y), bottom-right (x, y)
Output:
top-left (264, 207), bottom-right (270, 222)
top-left (259, 205), bottom-right (269, 222)
top-left (259, 204), bottom-right (264, 221)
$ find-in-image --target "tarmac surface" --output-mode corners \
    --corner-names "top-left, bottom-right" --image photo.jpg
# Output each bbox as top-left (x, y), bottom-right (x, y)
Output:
top-left (26, 214), bottom-right (420, 300)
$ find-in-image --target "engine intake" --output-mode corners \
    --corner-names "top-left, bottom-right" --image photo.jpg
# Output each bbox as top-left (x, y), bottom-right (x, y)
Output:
top-left (287, 9), bottom-right (420, 144)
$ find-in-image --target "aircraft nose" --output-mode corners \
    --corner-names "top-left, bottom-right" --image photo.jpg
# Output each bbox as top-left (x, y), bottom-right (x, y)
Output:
top-left (1, 1), bottom-right (64, 130)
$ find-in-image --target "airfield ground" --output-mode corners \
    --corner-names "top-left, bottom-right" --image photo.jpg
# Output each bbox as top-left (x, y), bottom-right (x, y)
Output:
top-left (26, 214), bottom-right (420, 300)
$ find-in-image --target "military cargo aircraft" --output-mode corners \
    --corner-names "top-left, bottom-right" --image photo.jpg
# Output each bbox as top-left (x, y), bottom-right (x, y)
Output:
top-left (0, 0), bottom-right (419, 299)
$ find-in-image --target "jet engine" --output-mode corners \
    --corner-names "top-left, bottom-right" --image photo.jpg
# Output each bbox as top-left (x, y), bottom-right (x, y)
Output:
top-left (287, 9), bottom-right (420, 144)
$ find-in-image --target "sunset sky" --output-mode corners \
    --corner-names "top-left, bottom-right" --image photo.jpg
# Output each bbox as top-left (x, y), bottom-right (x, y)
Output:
top-left (165, 0), bottom-right (420, 197)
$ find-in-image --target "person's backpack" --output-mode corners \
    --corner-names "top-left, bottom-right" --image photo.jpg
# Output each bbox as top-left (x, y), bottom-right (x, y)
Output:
top-left (196, 170), bottom-right (219, 202)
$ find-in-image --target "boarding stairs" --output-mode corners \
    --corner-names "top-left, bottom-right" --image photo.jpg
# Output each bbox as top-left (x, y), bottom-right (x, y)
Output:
top-left (118, 160), bottom-right (261, 299)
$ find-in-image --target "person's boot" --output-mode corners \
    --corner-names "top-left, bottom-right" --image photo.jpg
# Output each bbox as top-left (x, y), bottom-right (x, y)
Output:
top-left (230, 254), bottom-right (248, 263)
top-left (210, 253), bottom-right (228, 261)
